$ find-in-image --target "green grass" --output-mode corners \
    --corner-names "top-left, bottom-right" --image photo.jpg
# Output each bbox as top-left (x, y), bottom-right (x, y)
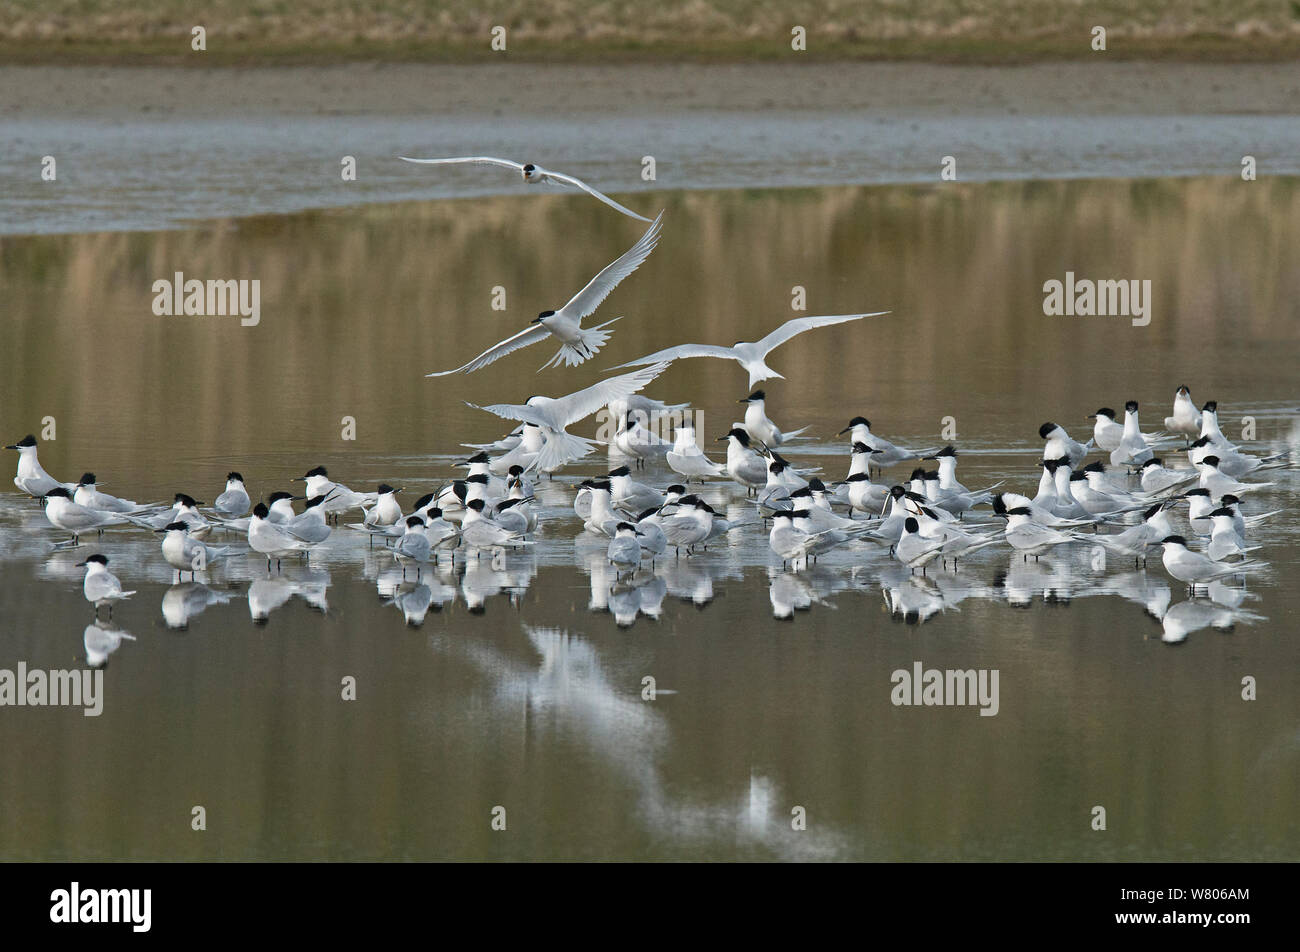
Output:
top-left (3, 0), bottom-right (1299, 64)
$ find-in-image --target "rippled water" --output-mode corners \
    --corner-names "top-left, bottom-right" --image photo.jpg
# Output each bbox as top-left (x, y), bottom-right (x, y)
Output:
top-left (1, 179), bottom-right (1298, 860)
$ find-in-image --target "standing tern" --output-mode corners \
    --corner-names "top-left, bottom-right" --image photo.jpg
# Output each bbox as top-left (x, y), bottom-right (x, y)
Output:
top-left (399, 155), bottom-right (652, 222)
top-left (1158, 536), bottom-right (1259, 589)
top-left (5, 434), bottom-right (73, 498)
top-left (611, 312), bottom-right (889, 389)
top-left (1164, 386), bottom-right (1202, 443)
top-left (738, 390), bottom-right (808, 447)
top-left (157, 522), bottom-right (231, 579)
top-left (839, 417), bottom-right (938, 471)
top-left (42, 487), bottom-right (127, 543)
top-left (666, 426), bottom-right (725, 481)
top-left (214, 472), bottom-right (251, 517)
top-left (426, 212), bottom-right (662, 376)
top-left (247, 502), bottom-right (315, 571)
top-left (465, 362), bottom-right (670, 474)
top-left (1038, 422), bottom-right (1092, 467)
top-left (73, 474), bottom-right (145, 513)
top-left (76, 554), bottom-right (135, 615)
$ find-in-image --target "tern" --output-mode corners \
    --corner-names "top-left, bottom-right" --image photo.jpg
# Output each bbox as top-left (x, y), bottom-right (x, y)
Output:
top-left (157, 521), bottom-right (231, 579)
top-left (738, 390), bottom-right (808, 447)
top-left (717, 426), bottom-right (764, 494)
top-left (426, 212), bottom-right (662, 376)
top-left (76, 554), bottom-right (136, 615)
top-left (466, 362), bottom-right (669, 474)
top-left (292, 466), bottom-right (375, 518)
top-left (769, 511), bottom-right (831, 569)
top-left (1003, 506), bottom-right (1081, 559)
top-left (43, 487), bottom-right (127, 543)
top-left (5, 434), bottom-right (73, 498)
top-left (667, 426), bottom-right (725, 481)
top-left (1197, 455), bottom-right (1273, 499)
top-left (1164, 386), bottom-right (1202, 443)
top-left (214, 472), bottom-right (251, 517)
top-left (73, 473), bottom-right (145, 513)
top-left (607, 522), bottom-right (644, 573)
top-left (659, 495), bottom-right (715, 556)
top-left (1038, 422), bottom-right (1092, 467)
top-left (1197, 401), bottom-right (1237, 451)
top-left (460, 498), bottom-right (531, 554)
top-left (248, 502), bottom-right (315, 571)
top-left (839, 417), bottom-right (938, 471)
top-left (399, 155), bottom-right (652, 222)
top-left (392, 517), bottom-right (434, 577)
top-left (1138, 458), bottom-right (1198, 495)
top-left (611, 312), bottom-right (889, 388)
top-left (1205, 508), bottom-right (1261, 562)
top-left (1158, 535), bottom-right (1259, 589)
top-left (607, 466), bottom-right (666, 512)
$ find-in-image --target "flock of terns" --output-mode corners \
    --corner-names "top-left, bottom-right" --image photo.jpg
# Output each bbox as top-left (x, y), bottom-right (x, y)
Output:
top-left (5, 158), bottom-right (1293, 637)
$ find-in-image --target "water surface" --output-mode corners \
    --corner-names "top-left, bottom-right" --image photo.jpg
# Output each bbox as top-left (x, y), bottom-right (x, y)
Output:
top-left (1, 178), bottom-right (1298, 860)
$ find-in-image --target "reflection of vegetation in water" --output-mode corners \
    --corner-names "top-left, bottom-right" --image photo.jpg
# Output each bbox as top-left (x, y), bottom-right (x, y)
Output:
top-left (2, 1), bottom-right (1299, 63)
top-left (2, 176), bottom-right (1298, 472)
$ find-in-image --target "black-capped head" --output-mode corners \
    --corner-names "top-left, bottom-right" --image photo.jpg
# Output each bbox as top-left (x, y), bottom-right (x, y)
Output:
top-left (839, 416), bottom-right (870, 436)
top-left (666, 484), bottom-right (686, 496)
top-left (889, 485), bottom-right (906, 499)
top-left (1160, 535), bottom-right (1187, 546)
top-left (1221, 494), bottom-right (1240, 506)
top-left (615, 521), bottom-right (636, 533)
top-left (77, 553), bottom-right (109, 567)
top-left (637, 507), bottom-right (659, 521)
top-left (608, 465), bottom-right (631, 477)
top-left (253, 503), bottom-right (270, 518)
top-left (304, 494), bottom-right (330, 509)
top-left (426, 506), bottom-right (443, 519)
top-left (269, 491), bottom-right (297, 504)
top-left (465, 451), bottom-right (490, 464)
top-left (1202, 400), bottom-right (1217, 412)
top-left (522, 163), bottom-right (536, 173)
top-left (413, 492), bottom-right (436, 510)
top-left (1183, 488), bottom-right (1209, 498)
top-left (723, 428), bottom-right (751, 445)
top-left (46, 486), bottom-right (72, 499)
top-left (740, 389), bottom-right (765, 403)
top-left (930, 446), bottom-right (957, 459)
top-left (405, 516), bottom-right (425, 528)
top-left (228, 471), bottom-right (244, 482)
top-left (676, 494), bottom-right (700, 506)
top-left (591, 480), bottom-right (611, 492)
top-left (1190, 436), bottom-right (1212, 448)
top-left (1208, 507), bottom-right (1236, 518)
top-left (466, 474), bottom-right (488, 485)
top-left (508, 465), bottom-right (524, 477)
top-left (846, 473), bottom-right (869, 483)
top-left (807, 478), bottom-right (826, 492)
top-left (1083, 461), bottom-right (1105, 474)
top-left (924, 471), bottom-right (939, 482)
top-left (78, 473), bottom-right (96, 486)
top-left (1094, 408), bottom-right (1116, 420)
top-left (377, 483), bottom-right (397, 495)
top-left (467, 499), bottom-right (486, 512)
top-left (1143, 503), bottom-right (1163, 521)
top-left (908, 467), bottom-right (927, 481)
top-left (1125, 400), bottom-right (1139, 413)
top-left (1069, 471), bottom-right (1087, 482)
top-left (789, 487), bottom-right (812, 499)
top-left (304, 466), bottom-right (328, 478)
top-left (1038, 422), bottom-right (1059, 440)
top-left (530, 309), bottom-right (557, 324)
top-left (7, 434), bottom-right (38, 449)
top-left (1177, 385), bottom-right (1191, 396)
top-left (1201, 455), bottom-right (1221, 467)
top-left (160, 520), bottom-right (190, 532)
top-left (903, 517), bottom-right (919, 533)
top-left (1141, 458), bottom-right (1161, 469)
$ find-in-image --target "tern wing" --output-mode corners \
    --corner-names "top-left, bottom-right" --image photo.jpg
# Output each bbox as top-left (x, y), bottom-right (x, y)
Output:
top-left (754, 312), bottom-right (890, 356)
top-left (543, 363), bottom-right (671, 429)
top-left (399, 156), bottom-right (525, 172)
top-left (426, 323), bottom-right (551, 377)
top-left (607, 343), bottom-right (739, 371)
top-left (540, 169), bottom-right (652, 222)
top-left (561, 211), bottom-right (663, 319)
top-left (465, 401), bottom-right (557, 430)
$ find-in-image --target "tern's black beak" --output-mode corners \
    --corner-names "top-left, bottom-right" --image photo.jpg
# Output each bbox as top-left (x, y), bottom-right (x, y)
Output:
top-left (530, 316), bottom-right (544, 324)
top-left (837, 425), bottom-right (852, 435)
top-left (715, 436), bottom-right (728, 442)
top-left (74, 560), bottom-right (87, 567)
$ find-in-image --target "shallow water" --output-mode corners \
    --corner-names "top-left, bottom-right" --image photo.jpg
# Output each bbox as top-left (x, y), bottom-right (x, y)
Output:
top-left (1, 178), bottom-right (1298, 860)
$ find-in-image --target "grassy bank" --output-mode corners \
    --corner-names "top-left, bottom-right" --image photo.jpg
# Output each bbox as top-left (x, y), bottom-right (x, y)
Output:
top-left (3, 0), bottom-right (1300, 64)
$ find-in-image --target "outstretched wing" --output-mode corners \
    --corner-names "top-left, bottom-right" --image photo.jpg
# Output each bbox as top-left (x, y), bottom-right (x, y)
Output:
top-left (546, 362), bottom-right (670, 429)
top-left (399, 156), bottom-right (525, 173)
top-left (562, 211), bottom-right (663, 319)
top-left (607, 343), bottom-right (739, 372)
top-left (426, 324), bottom-right (551, 377)
top-left (541, 169), bottom-right (652, 222)
top-left (755, 311), bottom-right (890, 355)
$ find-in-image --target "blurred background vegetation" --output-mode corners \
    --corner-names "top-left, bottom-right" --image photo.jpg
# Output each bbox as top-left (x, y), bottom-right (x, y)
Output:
top-left (2, 0), bottom-right (1299, 63)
